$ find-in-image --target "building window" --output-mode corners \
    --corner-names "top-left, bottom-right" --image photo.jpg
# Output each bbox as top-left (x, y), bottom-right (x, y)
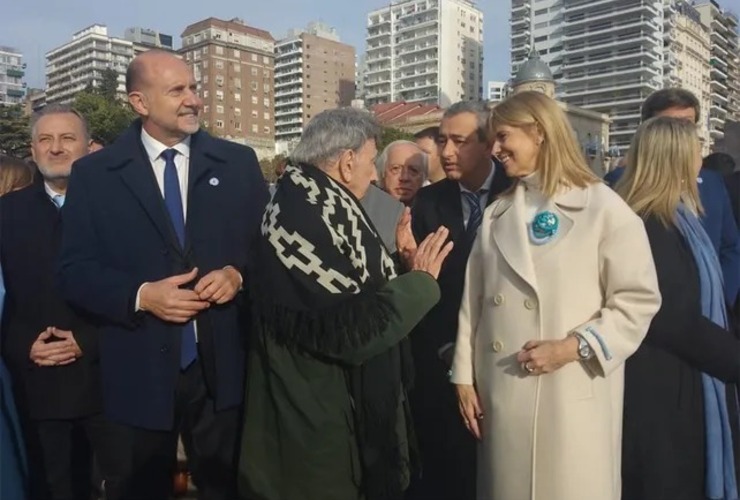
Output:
top-left (216, 105), bottom-right (224, 114)
top-left (263, 112), bottom-right (270, 120)
top-left (203, 105), bottom-right (209, 113)
top-left (264, 84), bottom-right (270, 93)
top-left (203, 60), bottom-right (208, 68)
top-left (234, 78), bottom-right (241, 89)
top-left (202, 47), bottom-right (208, 55)
top-left (203, 90), bottom-right (209, 98)
top-left (263, 56), bottom-right (270, 64)
top-left (252, 96), bottom-right (258, 104)
top-left (263, 69), bottom-right (270, 77)
top-left (216, 120), bottom-right (224, 128)
top-left (251, 82), bottom-right (258, 91)
top-left (263, 97), bottom-right (269, 107)
top-left (203, 75), bottom-right (209, 84)
top-left (216, 75), bottom-right (224, 86)
top-left (235, 108), bottom-right (241, 116)
top-left (263, 126), bottom-right (270, 134)
top-left (216, 60), bottom-right (224, 70)
top-left (185, 52), bottom-right (191, 61)
top-left (216, 90), bottom-right (224, 101)
top-left (251, 54), bottom-right (258, 62)
top-left (234, 63), bottom-right (241, 73)
top-left (252, 110), bottom-right (258, 118)
top-left (235, 93), bottom-right (241, 102)
top-left (194, 52), bottom-right (201, 61)
top-left (252, 124), bottom-right (258, 133)
top-left (235, 121), bottom-right (241, 131)
top-left (234, 49), bottom-right (240, 58)
top-left (216, 46), bottom-right (224, 55)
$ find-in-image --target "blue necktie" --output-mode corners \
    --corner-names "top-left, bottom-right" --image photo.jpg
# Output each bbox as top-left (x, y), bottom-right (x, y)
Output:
top-left (51, 194), bottom-right (65, 209)
top-left (161, 149), bottom-right (197, 370)
top-left (463, 190), bottom-right (485, 237)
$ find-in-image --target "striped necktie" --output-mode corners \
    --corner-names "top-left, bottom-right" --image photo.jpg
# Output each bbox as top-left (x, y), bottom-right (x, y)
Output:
top-left (463, 190), bottom-right (485, 236)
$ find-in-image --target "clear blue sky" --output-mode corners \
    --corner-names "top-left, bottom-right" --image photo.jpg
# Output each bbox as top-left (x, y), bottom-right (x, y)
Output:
top-left (4, 0), bottom-right (511, 90)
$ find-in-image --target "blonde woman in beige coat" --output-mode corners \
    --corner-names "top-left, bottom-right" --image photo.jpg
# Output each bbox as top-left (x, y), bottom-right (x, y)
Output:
top-left (451, 91), bottom-right (662, 500)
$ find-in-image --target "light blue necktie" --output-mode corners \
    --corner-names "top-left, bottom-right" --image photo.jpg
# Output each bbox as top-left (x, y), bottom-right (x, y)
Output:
top-left (52, 194), bottom-right (65, 209)
top-left (161, 149), bottom-right (197, 370)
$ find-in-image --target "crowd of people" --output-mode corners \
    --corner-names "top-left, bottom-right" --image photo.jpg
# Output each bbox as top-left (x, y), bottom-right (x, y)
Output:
top-left (0, 49), bottom-right (739, 500)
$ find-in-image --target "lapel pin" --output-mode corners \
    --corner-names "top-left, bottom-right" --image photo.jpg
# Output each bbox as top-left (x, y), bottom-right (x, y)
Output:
top-left (209, 177), bottom-right (220, 186)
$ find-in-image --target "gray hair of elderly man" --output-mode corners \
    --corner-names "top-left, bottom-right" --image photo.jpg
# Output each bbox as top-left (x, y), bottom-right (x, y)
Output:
top-left (290, 107), bottom-right (381, 168)
top-left (375, 140), bottom-right (429, 183)
top-left (30, 103), bottom-right (91, 143)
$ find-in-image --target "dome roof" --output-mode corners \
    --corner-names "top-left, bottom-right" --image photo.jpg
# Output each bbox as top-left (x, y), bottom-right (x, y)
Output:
top-left (513, 50), bottom-right (554, 85)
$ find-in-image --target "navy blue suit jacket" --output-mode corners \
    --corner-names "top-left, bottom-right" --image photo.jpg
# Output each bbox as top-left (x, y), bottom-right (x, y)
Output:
top-left (58, 121), bottom-right (269, 430)
top-left (605, 167), bottom-right (740, 305)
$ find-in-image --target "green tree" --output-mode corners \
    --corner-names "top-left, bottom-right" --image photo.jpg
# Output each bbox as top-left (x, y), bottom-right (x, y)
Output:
top-left (74, 91), bottom-right (135, 146)
top-left (378, 127), bottom-right (415, 151)
top-left (99, 67), bottom-right (120, 101)
top-left (0, 105), bottom-right (31, 158)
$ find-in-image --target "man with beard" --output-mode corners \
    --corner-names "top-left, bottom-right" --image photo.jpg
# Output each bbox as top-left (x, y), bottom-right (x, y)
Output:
top-left (0, 104), bottom-right (114, 499)
top-left (58, 51), bottom-right (269, 499)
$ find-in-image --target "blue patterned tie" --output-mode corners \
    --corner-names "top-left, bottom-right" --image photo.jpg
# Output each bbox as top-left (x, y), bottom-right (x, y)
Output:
top-left (463, 190), bottom-right (485, 236)
top-left (161, 149), bottom-right (197, 370)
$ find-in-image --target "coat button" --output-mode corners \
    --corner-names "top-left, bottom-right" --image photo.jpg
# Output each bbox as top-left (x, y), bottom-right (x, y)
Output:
top-left (160, 345), bottom-right (169, 354)
top-left (493, 294), bottom-right (505, 306)
top-left (524, 298), bottom-right (538, 310)
top-left (492, 340), bottom-right (503, 352)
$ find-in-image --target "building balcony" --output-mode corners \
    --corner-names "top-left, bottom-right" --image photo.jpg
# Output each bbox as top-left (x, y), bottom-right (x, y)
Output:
top-left (6, 88), bottom-right (24, 98)
top-left (6, 68), bottom-right (24, 78)
top-left (275, 107), bottom-right (302, 117)
top-left (367, 30), bottom-right (392, 41)
top-left (395, 18), bottom-right (438, 36)
top-left (510, 15), bottom-right (530, 27)
top-left (274, 87), bottom-right (302, 98)
top-left (565, 5), bottom-right (660, 29)
top-left (562, 63), bottom-right (658, 84)
top-left (563, 0), bottom-right (629, 15)
top-left (275, 97), bottom-right (303, 108)
top-left (397, 43), bottom-right (438, 57)
top-left (275, 57), bottom-right (302, 69)
top-left (275, 126), bottom-right (303, 137)
top-left (275, 116), bottom-right (303, 127)
top-left (274, 77), bottom-right (303, 90)
top-left (563, 19), bottom-right (660, 43)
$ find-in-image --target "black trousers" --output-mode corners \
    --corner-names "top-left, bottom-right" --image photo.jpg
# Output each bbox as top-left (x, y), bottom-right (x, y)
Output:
top-left (104, 360), bottom-right (240, 500)
top-left (23, 412), bottom-right (113, 500)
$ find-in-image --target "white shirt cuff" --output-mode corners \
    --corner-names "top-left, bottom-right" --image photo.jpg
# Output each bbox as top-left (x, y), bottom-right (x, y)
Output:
top-left (135, 283), bottom-right (148, 312)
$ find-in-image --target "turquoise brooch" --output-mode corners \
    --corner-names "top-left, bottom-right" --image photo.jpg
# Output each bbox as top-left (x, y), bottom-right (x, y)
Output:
top-left (529, 211), bottom-right (559, 245)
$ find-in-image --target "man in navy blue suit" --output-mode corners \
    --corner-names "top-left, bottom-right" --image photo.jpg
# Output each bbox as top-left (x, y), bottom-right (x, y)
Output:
top-left (605, 88), bottom-right (740, 307)
top-left (58, 50), bottom-right (269, 499)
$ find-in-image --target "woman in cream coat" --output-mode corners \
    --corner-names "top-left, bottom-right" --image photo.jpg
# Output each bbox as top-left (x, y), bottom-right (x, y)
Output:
top-left (452, 91), bottom-right (662, 500)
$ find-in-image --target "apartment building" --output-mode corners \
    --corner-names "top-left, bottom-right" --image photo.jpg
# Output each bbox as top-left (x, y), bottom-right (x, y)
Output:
top-left (695, 0), bottom-right (740, 143)
top-left (0, 46), bottom-right (25, 106)
top-left (181, 17), bottom-right (275, 158)
top-left (510, 0), bottom-right (664, 152)
top-left (486, 80), bottom-right (508, 102)
top-left (364, 0), bottom-right (484, 108)
top-left (274, 22), bottom-right (355, 152)
top-left (124, 27), bottom-right (177, 56)
top-left (664, 1), bottom-right (711, 150)
top-left (45, 25), bottom-right (133, 104)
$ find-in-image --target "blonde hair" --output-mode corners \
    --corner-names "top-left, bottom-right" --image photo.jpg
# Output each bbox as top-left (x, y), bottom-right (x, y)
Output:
top-left (0, 155), bottom-right (34, 196)
top-left (616, 116), bottom-right (702, 227)
top-left (488, 91), bottom-right (599, 198)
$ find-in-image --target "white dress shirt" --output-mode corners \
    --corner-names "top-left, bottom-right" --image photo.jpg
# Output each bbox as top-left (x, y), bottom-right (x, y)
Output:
top-left (44, 182), bottom-right (65, 207)
top-left (140, 127), bottom-right (191, 219)
top-left (459, 162), bottom-right (496, 229)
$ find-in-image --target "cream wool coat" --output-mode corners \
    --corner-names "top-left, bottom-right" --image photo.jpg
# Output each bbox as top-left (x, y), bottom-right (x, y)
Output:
top-left (451, 181), bottom-right (661, 500)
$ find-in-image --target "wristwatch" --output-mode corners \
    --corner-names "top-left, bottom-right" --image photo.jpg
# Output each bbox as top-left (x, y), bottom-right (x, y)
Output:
top-left (571, 333), bottom-right (594, 360)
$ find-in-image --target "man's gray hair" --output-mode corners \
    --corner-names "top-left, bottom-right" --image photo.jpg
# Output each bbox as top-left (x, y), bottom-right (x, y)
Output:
top-left (30, 104), bottom-right (90, 143)
top-left (443, 101), bottom-right (490, 142)
top-left (375, 140), bottom-right (429, 182)
top-left (290, 108), bottom-right (381, 168)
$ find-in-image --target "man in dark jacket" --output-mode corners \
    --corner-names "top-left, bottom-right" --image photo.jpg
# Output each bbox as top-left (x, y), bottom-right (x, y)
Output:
top-left (0, 104), bottom-right (112, 500)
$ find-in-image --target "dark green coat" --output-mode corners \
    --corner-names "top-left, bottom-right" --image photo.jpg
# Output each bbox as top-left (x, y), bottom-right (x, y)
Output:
top-left (238, 271), bottom-right (441, 500)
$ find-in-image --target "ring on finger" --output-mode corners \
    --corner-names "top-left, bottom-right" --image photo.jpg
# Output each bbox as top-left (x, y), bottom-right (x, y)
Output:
top-left (523, 361), bottom-right (534, 374)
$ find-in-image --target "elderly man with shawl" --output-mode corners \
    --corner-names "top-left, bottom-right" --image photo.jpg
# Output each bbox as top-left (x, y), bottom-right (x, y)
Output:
top-left (238, 108), bottom-right (452, 500)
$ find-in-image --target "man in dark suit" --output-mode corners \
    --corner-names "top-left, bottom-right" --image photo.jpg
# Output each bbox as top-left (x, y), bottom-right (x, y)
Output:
top-left (58, 50), bottom-right (269, 499)
top-left (604, 89), bottom-right (740, 308)
top-left (407, 101), bottom-right (511, 500)
top-left (1, 105), bottom-right (112, 499)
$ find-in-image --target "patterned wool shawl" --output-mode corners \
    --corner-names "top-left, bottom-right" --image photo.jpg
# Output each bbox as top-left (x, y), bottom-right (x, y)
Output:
top-left (250, 162), bottom-right (413, 500)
